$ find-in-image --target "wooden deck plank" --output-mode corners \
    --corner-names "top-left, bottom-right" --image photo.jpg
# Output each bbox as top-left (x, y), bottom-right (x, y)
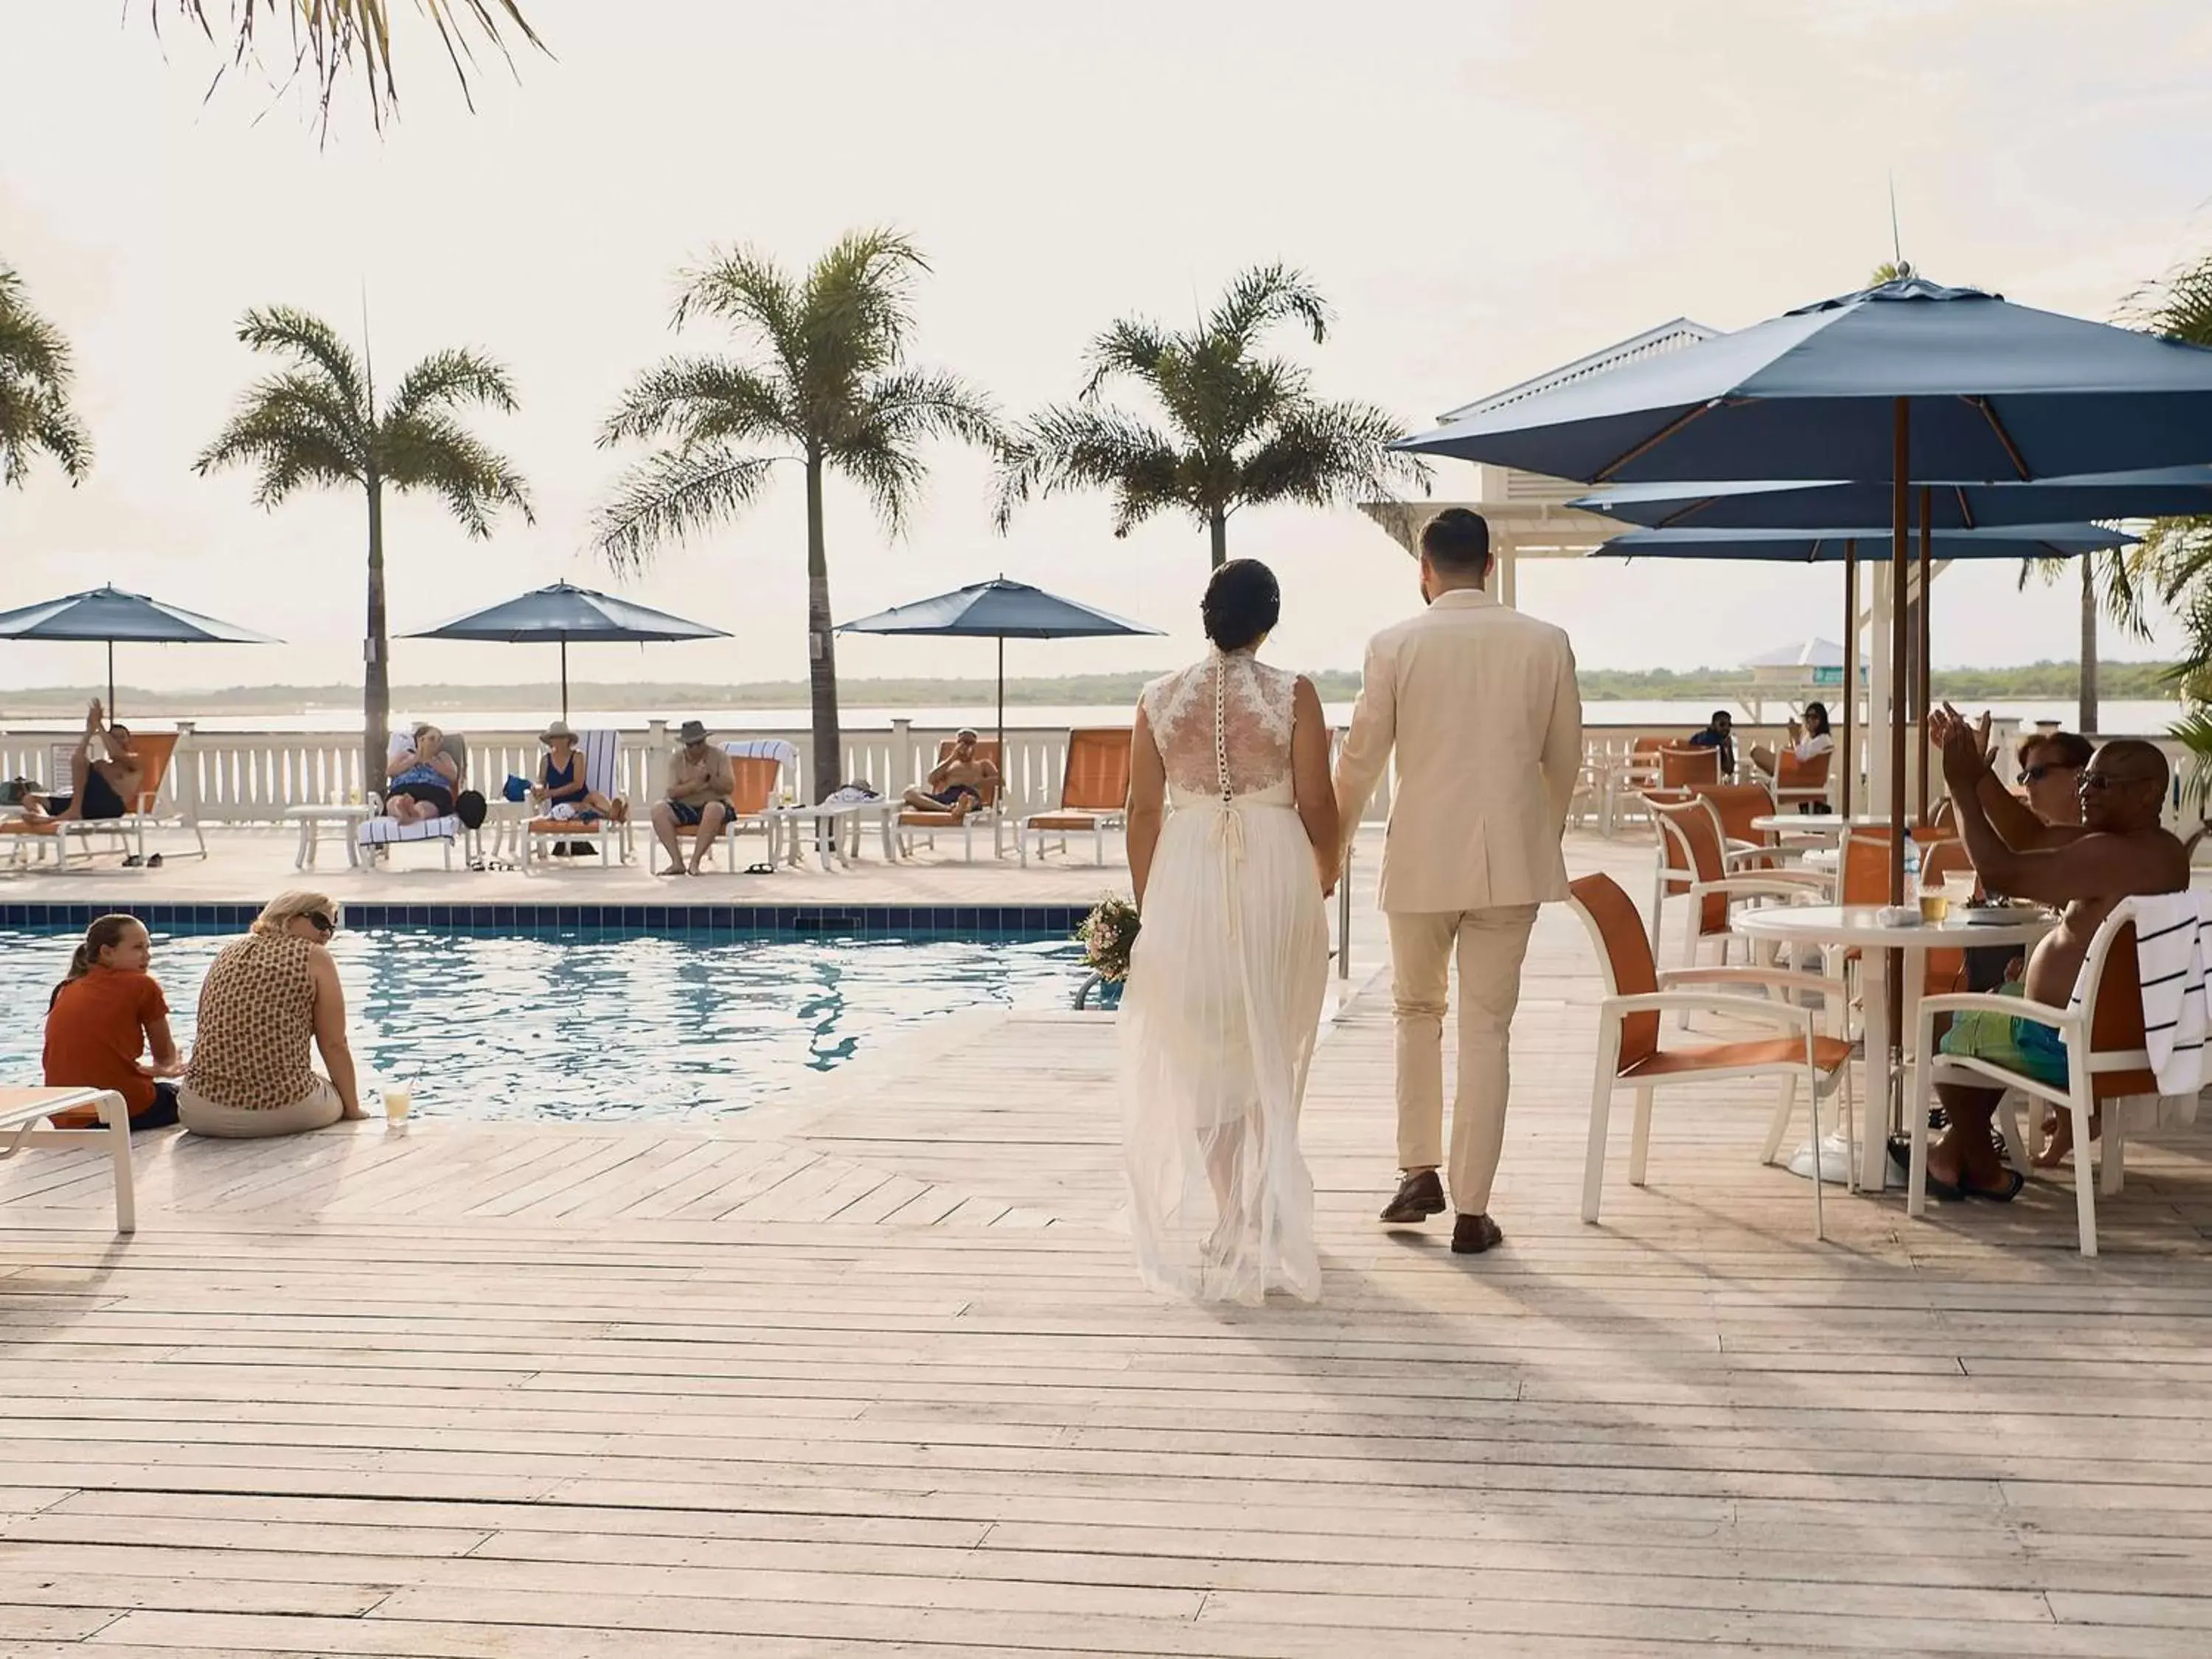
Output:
top-left (0, 830), bottom-right (2207, 1655)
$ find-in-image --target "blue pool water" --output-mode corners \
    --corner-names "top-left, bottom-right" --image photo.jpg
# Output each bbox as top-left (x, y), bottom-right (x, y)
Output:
top-left (1, 925), bottom-right (1087, 1121)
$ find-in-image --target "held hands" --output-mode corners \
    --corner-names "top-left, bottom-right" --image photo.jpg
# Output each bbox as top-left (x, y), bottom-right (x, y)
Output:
top-left (1932, 701), bottom-right (1988, 790)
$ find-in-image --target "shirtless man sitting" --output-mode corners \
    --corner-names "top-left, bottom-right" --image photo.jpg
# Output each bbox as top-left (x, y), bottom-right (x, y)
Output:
top-left (22, 700), bottom-right (143, 824)
top-left (901, 728), bottom-right (1000, 823)
top-left (1924, 704), bottom-right (2188, 1200)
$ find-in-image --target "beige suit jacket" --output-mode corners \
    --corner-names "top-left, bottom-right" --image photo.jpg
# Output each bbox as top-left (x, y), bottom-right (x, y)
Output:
top-left (1333, 588), bottom-right (1583, 914)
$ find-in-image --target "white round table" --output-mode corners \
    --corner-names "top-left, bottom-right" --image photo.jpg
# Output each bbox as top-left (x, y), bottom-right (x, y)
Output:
top-left (284, 804), bottom-right (372, 869)
top-left (1750, 813), bottom-right (1913, 843)
top-left (1734, 903), bottom-right (2056, 1190)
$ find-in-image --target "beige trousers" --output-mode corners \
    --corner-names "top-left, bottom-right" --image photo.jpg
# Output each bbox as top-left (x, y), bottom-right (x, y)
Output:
top-left (1388, 905), bottom-right (1540, 1214)
top-left (178, 1075), bottom-right (345, 1138)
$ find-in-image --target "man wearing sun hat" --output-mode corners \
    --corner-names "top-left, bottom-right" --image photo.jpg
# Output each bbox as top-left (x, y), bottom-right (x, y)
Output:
top-left (651, 718), bottom-right (734, 875)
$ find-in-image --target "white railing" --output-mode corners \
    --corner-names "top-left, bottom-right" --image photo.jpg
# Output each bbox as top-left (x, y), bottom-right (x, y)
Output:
top-left (4, 717), bottom-right (2191, 835)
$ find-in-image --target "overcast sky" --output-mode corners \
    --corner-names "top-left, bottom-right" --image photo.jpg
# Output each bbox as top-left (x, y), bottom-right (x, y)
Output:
top-left (4, 0), bottom-right (2210, 695)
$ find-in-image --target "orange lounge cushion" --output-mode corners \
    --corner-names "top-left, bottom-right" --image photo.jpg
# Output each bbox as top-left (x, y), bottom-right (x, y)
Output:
top-left (1028, 813), bottom-right (1104, 831)
top-left (1624, 1034), bottom-right (1854, 1079)
top-left (900, 810), bottom-right (966, 827)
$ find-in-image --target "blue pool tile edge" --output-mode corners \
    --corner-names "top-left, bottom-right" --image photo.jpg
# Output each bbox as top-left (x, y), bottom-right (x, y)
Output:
top-left (1, 900), bottom-right (1093, 936)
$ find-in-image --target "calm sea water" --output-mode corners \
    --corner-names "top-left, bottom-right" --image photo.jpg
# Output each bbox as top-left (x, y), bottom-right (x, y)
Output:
top-left (26, 698), bottom-right (2185, 736)
top-left (4, 926), bottom-right (1088, 1121)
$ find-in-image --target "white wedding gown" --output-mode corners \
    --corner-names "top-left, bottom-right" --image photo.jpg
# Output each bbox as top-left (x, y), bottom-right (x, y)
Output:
top-left (1120, 649), bottom-right (1328, 1304)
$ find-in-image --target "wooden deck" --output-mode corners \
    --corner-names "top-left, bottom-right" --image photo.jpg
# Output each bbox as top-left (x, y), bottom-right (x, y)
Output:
top-left (3, 836), bottom-right (2211, 1656)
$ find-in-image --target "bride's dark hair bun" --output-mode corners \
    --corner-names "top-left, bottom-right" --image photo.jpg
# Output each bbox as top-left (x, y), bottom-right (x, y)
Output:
top-left (1202, 559), bottom-right (1281, 652)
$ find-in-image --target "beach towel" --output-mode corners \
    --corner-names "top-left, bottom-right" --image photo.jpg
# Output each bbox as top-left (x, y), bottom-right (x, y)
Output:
top-left (2065, 891), bottom-right (2208, 1127)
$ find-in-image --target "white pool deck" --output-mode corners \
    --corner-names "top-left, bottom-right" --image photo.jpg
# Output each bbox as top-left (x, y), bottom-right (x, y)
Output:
top-left (1, 833), bottom-right (2210, 1657)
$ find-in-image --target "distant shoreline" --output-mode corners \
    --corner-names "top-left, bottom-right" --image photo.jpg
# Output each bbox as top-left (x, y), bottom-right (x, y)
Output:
top-left (0, 660), bottom-right (2174, 719)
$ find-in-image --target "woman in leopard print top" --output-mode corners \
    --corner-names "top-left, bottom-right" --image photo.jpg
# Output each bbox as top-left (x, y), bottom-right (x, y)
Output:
top-left (179, 891), bottom-right (366, 1138)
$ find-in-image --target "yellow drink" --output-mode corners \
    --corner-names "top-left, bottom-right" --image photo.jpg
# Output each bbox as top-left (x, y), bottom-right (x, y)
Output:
top-left (383, 1082), bottom-right (413, 1121)
top-left (1918, 891), bottom-right (1950, 924)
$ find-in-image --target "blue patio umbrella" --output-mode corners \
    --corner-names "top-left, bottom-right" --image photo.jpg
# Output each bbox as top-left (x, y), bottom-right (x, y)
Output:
top-left (1591, 524), bottom-right (2132, 562)
top-left (404, 580), bottom-right (730, 719)
top-left (0, 584), bottom-right (279, 715)
top-left (837, 577), bottom-right (1161, 754)
top-left (1571, 467), bottom-right (2212, 531)
top-left (1397, 275), bottom-right (2212, 905)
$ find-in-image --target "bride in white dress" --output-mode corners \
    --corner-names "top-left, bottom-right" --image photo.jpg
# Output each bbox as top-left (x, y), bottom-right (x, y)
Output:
top-left (1120, 560), bottom-right (1340, 1304)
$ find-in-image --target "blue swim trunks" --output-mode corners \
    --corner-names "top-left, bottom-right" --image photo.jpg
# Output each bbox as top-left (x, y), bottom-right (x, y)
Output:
top-left (1938, 981), bottom-right (2069, 1087)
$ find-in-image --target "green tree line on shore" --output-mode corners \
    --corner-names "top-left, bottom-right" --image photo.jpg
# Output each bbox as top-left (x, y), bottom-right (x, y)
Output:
top-left (0, 660), bottom-right (2177, 720)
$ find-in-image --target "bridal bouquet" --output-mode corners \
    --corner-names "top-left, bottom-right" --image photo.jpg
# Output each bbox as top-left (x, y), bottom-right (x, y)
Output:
top-left (1077, 897), bottom-right (1140, 983)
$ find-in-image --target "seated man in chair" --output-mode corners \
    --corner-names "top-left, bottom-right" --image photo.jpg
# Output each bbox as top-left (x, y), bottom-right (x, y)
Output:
top-left (650, 719), bottom-right (734, 876)
top-left (1921, 705), bottom-right (2188, 1201)
top-left (21, 700), bottom-right (142, 824)
top-left (901, 728), bottom-right (1000, 823)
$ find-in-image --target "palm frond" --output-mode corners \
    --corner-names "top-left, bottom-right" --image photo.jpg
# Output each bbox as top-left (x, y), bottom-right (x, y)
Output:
top-left (194, 369), bottom-right (367, 503)
top-left (832, 431), bottom-right (930, 538)
top-left (1234, 397), bottom-right (1430, 512)
top-left (232, 305), bottom-right (368, 416)
top-left (842, 366), bottom-right (999, 453)
top-left (598, 356), bottom-right (796, 450)
top-left (591, 444), bottom-right (778, 572)
top-left (1080, 319), bottom-right (1176, 400)
top-left (995, 405), bottom-right (1185, 537)
top-left (379, 408), bottom-right (532, 536)
top-left (0, 265), bottom-right (92, 487)
top-left (2121, 251), bottom-right (2212, 347)
top-left (1207, 262), bottom-right (1332, 347)
top-left (673, 245), bottom-right (804, 372)
top-left (386, 347), bottom-right (518, 422)
top-left (156, 1), bottom-right (546, 133)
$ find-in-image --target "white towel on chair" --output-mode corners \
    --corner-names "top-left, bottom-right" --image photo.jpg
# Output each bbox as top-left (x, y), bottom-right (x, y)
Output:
top-left (721, 738), bottom-right (800, 767)
top-left (2066, 891), bottom-right (2211, 1121)
top-left (359, 813), bottom-right (461, 846)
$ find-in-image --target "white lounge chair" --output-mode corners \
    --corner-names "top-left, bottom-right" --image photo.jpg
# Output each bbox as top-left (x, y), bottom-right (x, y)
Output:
top-left (0, 731), bottom-right (197, 869)
top-left (525, 728), bottom-right (633, 867)
top-left (1, 1087), bottom-right (136, 1234)
top-left (360, 731), bottom-right (473, 869)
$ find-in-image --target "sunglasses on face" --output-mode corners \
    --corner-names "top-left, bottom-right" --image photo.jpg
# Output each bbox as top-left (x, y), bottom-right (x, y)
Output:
top-left (2077, 773), bottom-right (2132, 793)
top-left (305, 911), bottom-right (338, 936)
top-left (2019, 763), bottom-right (2079, 785)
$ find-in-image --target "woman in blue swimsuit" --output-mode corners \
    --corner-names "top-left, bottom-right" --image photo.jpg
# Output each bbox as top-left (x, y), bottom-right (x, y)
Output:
top-left (383, 723), bottom-right (459, 825)
top-left (533, 721), bottom-right (619, 821)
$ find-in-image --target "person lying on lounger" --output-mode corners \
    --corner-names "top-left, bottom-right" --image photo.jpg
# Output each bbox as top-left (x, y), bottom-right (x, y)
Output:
top-left (1919, 705), bottom-right (2188, 1203)
top-left (18, 700), bottom-right (142, 824)
top-left (900, 728), bottom-right (1000, 822)
top-left (383, 723), bottom-right (459, 825)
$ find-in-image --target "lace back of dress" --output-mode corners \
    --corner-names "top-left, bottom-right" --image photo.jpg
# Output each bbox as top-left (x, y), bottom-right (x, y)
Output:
top-left (1148, 652), bottom-right (1296, 801)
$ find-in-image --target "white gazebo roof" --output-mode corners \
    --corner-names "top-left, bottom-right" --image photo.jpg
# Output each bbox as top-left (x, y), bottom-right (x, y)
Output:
top-left (1744, 637), bottom-right (1844, 671)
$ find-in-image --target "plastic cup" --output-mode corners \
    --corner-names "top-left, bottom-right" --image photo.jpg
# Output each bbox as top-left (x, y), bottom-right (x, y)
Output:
top-left (382, 1082), bottom-right (413, 1122)
top-left (1942, 872), bottom-right (1977, 906)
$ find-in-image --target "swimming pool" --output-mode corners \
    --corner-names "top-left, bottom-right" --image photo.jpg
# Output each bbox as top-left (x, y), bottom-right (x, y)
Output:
top-left (1, 924), bottom-right (1088, 1121)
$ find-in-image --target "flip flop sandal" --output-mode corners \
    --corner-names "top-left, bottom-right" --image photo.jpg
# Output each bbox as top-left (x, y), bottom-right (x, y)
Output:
top-left (121, 855), bottom-right (144, 868)
top-left (1964, 1168), bottom-right (2028, 1203)
top-left (146, 854), bottom-right (162, 868)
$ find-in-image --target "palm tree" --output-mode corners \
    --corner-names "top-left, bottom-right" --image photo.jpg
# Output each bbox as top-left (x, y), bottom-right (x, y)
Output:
top-left (594, 229), bottom-right (998, 804)
top-left (2125, 252), bottom-right (2212, 710)
top-left (0, 262), bottom-right (92, 488)
top-left (994, 264), bottom-right (1428, 570)
top-left (153, 1), bottom-right (545, 131)
top-left (196, 306), bottom-right (531, 792)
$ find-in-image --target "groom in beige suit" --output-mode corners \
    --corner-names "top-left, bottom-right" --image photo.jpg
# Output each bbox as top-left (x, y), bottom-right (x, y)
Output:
top-left (1334, 509), bottom-right (1583, 1254)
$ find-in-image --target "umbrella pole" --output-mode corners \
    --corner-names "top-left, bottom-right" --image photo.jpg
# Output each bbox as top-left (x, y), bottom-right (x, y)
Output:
top-left (1842, 543), bottom-right (1857, 818)
top-left (561, 639), bottom-right (570, 722)
top-left (1916, 487), bottom-right (1933, 824)
top-left (996, 636), bottom-right (1006, 785)
top-left (106, 641), bottom-right (115, 719)
top-left (1888, 400), bottom-right (1912, 1170)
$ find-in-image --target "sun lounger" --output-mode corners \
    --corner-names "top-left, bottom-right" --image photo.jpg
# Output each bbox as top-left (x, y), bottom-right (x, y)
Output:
top-left (1018, 728), bottom-right (1131, 866)
top-left (898, 737), bottom-right (1006, 863)
top-left (524, 728), bottom-right (632, 867)
top-left (360, 731), bottom-right (473, 869)
top-left (1, 1087), bottom-right (136, 1234)
top-left (0, 731), bottom-right (193, 869)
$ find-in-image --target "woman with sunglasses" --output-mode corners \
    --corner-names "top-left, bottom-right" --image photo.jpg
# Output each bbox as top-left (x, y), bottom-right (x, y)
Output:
top-left (178, 890), bottom-right (366, 1137)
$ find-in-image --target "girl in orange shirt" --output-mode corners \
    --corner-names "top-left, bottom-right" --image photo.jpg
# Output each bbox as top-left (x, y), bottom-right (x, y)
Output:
top-left (43, 914), bottom-right (184, 1128)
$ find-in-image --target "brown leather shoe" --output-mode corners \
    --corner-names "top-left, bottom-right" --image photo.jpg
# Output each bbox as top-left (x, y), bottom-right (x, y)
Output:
top-left (1451, 1213), bottom-right (1504, 1255)
top-left (1380, 1169), bottom-right (1447, 1223)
